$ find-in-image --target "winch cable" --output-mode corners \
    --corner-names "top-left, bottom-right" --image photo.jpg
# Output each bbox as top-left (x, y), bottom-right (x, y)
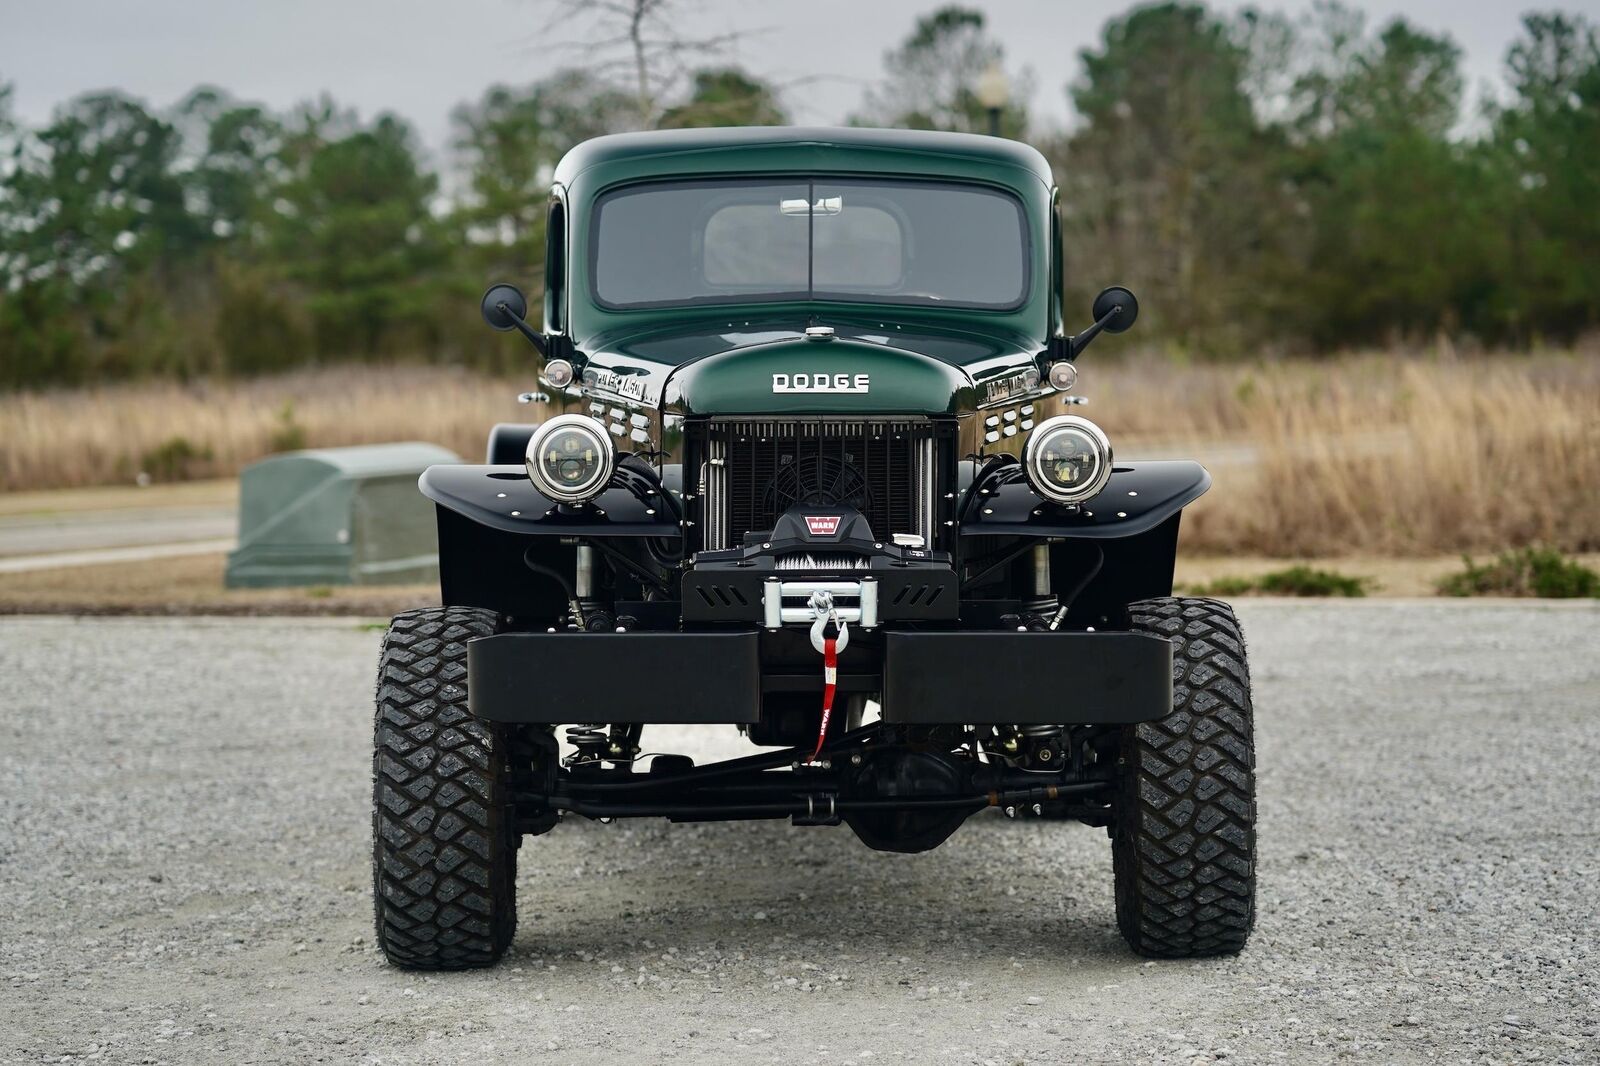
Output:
top-left (805, 607), bottom-right (850, 764)
top-left (808, 636), bottom-right (838, 764)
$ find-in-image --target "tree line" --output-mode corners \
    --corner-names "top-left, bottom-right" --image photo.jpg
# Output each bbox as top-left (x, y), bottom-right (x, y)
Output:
top-left (1, 2), bottom-right (1596, 389)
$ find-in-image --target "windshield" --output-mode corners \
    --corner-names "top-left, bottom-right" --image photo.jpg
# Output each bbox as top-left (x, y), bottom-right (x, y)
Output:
top-left (590, 179), bottom-right (1028, 311)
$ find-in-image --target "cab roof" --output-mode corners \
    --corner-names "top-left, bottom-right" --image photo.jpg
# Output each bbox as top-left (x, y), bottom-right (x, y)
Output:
top-left (551, 126), bottom-right (1055, 191)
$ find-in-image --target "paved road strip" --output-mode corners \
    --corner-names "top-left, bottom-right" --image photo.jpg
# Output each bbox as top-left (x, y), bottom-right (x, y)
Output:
top-left (0, 505), bottom-right (236, 557)
top-left (0, 537), bottom-right (237, 573)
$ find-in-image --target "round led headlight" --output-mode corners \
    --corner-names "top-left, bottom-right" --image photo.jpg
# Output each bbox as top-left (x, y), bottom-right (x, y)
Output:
top-left (525, 414), bottom-right (615, 503)
top-left (1023, 414), bottom-right (1113, 504)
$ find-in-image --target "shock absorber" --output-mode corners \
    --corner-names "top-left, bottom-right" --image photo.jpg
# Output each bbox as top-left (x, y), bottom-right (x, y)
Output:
top-left (1019, 542), bottom-right (1058, 629)
top-left (569, 543), bottom-right (616, 631)
top-left (1020, 545), bottom-right (1065, 763)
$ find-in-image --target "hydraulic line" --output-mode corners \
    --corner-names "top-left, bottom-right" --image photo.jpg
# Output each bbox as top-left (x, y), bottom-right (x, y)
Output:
top-left (521, 548), bottom-right (577, 601)
top-left (1049, 543), bottom-right (1105, 629)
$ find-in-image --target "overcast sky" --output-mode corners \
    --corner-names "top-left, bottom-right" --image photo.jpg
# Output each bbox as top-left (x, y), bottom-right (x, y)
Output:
top-left (5, 0), bottom-right (1598, 161)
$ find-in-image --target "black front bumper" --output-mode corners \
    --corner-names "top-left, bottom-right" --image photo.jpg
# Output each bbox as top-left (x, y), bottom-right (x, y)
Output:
top-left (468, 629), bottom-right (1172, 726)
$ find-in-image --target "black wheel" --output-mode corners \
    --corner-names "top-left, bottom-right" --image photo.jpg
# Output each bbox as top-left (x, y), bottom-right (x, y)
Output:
top-left (1113, 597), bottom-right (1256, 957)
top-left (372, 607), bottom-right (517, 969)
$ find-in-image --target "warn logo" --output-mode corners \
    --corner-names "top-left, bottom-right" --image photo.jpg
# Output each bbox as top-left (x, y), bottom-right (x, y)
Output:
top-left (804, 515), bottom-right (842, 537)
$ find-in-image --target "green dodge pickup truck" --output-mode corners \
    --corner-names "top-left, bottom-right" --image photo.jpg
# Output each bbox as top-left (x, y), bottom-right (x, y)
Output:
top-left (371, 126), bottom-right (1256, 969)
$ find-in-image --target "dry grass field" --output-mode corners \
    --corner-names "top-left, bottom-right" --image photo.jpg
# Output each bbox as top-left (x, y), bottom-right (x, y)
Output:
top-left (3, 352), bottom-right (1596, 557)
top-left (1092, 351), bottom-right (1600, 556)
top-left (0, 366), bottom-right (539, 491)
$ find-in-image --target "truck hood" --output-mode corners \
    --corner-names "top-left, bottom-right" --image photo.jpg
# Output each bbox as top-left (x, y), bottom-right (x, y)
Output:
top-left (577, 318), bottom-right (1044, 417)
top-left (664, 336), bottom-right (976, 416)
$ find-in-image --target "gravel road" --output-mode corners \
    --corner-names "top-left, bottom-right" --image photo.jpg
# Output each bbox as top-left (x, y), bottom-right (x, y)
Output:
top-left (3, 604), bottom-right (1597, 1065)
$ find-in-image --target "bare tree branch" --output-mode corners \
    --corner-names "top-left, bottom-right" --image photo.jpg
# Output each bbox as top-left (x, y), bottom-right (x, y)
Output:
top-left (522, 0), bottom-right (760, 126)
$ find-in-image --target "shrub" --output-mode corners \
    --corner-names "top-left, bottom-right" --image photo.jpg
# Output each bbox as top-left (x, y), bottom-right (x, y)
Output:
top-left (1190, 566), bottom-right (1369, 597)
top-left (268, 401), bottom-right (308, 453)
top-left (138, 435), bottom-right (214, 482)
top-left (1437, 548), bottom-right (1599, 598)
top-left (1186, 575), bottom-right (1258, 597)
top-left (1254, 565), bottom-right (1370, 597)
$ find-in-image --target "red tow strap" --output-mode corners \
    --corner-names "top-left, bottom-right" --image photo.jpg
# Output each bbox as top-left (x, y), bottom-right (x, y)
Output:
top-left (806, 636), bottom-right (838, 764)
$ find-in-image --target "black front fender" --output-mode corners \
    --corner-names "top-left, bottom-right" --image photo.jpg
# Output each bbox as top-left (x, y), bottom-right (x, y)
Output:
top-left (424, 463), bottom-right (681, 617)
top-left (960, 459), bottom-right (1210, 539)
top-left (419, 464), bottom-right (682, 538)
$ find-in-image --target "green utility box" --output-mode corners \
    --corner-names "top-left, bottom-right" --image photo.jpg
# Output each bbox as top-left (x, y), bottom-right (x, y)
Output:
top-left (225, 443), bottom-right (460, 588)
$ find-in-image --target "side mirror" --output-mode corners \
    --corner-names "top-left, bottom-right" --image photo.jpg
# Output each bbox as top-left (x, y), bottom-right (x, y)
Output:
top-left (1060, 285), bottom-right (1139, 361)
top-left (1090, 286), bottom-right (1138, 333)
top-left (479, 282), bottom-right (548, 357)
top-left (481, 283), bottom-right (529, 331)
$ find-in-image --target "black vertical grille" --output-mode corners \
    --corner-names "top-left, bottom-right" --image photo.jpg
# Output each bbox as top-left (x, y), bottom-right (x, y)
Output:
top-left (702, 419), bottom-right (934, 549)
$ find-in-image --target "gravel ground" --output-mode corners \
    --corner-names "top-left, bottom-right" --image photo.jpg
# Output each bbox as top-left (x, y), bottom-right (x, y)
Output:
top-left (3, 603), bottom-right (1598, 1065)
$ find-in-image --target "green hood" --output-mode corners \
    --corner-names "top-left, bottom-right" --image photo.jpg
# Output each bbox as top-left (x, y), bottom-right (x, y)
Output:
top-left (662, 337), bottom-right (976, 416)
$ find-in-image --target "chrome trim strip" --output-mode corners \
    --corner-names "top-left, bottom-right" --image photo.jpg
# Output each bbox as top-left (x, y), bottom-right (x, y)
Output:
top-left (546, 183), bottom-right (570, 338)
top-left (704, 433), bottom-right (728, 550)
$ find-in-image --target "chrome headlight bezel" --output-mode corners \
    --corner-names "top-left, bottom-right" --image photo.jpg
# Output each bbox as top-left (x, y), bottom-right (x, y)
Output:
top-left (1022, 414), bottom-right (1113, 504)
top-left (542, 358), bottom-right (575, 389)
top-left (525, 414), bottom-right (615, 503)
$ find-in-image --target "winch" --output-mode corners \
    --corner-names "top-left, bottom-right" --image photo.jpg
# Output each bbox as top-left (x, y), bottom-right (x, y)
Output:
top-left (682, 504), bottom-right (957, 626)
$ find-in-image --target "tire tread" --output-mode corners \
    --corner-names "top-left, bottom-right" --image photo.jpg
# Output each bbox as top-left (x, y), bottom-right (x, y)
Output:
top-left (1114, 597), bottom-right (1256, 957)
top-left (372, 607), bottom-right (515, 969)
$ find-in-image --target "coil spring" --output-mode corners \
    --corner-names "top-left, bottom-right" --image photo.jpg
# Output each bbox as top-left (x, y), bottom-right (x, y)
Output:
top-left (1020, 723), bottom-right (1065, 739)
top-left (564, 724), bottom-right (609, 766)
top-left (1020, 595), bottom-right (1059, 629)
top-left (566, 724), bottom-right (606, 747)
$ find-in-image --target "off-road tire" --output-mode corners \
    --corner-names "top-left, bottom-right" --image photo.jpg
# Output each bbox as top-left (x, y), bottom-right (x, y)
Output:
top-left (1113, 597), bottom-right (1255, 957)
top-left (372, 607), bottom-right (517, 969)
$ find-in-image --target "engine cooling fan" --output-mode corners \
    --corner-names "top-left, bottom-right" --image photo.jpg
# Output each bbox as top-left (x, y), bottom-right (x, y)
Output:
top-left (760, 454), bottom-right (873, 515)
